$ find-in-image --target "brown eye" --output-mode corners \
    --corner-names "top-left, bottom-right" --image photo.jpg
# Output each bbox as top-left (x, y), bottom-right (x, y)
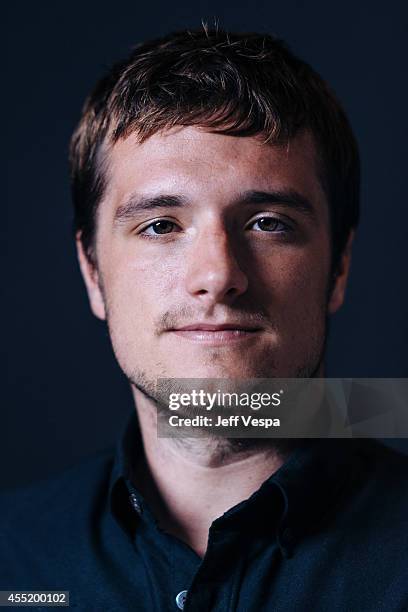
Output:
top-left (144, 220), bottom-right (176, 235)
top-left (251, 217), bottom-right (288, 232)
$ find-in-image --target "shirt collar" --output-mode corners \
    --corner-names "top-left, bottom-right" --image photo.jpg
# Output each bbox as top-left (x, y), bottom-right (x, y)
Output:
top-left (109, 412), bottom-right (145, 538)
top-left (270, 438), bottom-right (355, 556)
top-left (109, 411), bottom-right (356, 557)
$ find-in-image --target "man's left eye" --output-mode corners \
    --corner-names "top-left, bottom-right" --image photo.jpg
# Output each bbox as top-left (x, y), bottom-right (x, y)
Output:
top-left (249, 217), bottom-right (289, 232)
top-left (141, 220), bottom-right (177, 235)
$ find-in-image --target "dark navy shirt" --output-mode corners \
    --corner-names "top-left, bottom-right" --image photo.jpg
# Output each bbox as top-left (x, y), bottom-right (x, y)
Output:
top-left (1, 413), bottom-right (408, 611)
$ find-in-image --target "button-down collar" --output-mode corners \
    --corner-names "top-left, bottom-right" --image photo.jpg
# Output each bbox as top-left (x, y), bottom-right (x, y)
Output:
top-left (109, 412), bottom-right (355, 558)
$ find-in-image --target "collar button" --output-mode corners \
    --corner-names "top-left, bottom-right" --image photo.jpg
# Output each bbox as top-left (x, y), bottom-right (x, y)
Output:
top-left (129, 493), bottom-right (142, 514)
top-left (279, 526), bottom-right (295, 558)
top-left (281, 527), bottom-right (293, 545)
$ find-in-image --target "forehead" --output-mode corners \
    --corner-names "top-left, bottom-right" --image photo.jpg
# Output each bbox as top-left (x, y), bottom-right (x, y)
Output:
top-left (102, 126), bottom-right (327, 215)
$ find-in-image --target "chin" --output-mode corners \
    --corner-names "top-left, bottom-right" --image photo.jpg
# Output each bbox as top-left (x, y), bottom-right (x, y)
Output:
top-left (165, 363), bottom-right (272, 380)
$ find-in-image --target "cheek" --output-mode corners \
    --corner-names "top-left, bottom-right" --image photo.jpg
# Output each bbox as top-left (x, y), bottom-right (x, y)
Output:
top-left (102, 248), bottom-right (179, 325)
top-left (254, 246), bottom-right (330, 318)
top-left (100, 256), bottom-right (174, 369)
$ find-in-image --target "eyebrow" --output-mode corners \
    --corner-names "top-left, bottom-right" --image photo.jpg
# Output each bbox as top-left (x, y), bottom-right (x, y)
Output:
top-left (113, 189), bottom-right (317, 225)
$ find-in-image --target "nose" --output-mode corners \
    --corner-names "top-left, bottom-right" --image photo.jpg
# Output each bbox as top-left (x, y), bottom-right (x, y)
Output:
top-left (185, 226), bottom-right (248, 305)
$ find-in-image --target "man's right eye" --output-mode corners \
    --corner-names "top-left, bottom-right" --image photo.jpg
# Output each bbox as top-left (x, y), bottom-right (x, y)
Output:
top-left (140, 220), bottom-right (177, 236)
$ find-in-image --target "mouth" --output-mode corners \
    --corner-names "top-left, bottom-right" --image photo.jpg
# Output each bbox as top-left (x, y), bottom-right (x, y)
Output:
top-left (167, 323), bottom-right (263, 345)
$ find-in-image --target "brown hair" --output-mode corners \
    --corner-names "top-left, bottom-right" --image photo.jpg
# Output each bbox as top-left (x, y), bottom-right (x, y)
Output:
top-left (69, 28), bottom-right (360, 272)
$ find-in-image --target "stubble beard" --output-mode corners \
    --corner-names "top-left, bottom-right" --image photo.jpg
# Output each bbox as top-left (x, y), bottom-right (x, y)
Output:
top-left (101, 274), bottom-right (330, 459)
top-left (120, 321), bottom-right (328, 460)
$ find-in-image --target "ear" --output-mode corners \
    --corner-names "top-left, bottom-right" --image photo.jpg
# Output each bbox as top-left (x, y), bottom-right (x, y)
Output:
top-left (328, 230), bottom-right (355, 314)
top-left (76, 233), bottom-right (106, 320)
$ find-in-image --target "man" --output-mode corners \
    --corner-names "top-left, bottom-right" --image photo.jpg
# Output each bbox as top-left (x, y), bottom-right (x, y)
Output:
top-left (2, 28), bottom-right (407, 611)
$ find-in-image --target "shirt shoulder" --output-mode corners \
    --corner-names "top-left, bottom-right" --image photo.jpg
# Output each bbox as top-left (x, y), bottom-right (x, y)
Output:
top-left (342, 439), bottom-right (408, 525)
top-left (355, 439), bottom-right (408, 485)
top-left (1, 448), bottom-right (115, 519)
top-left (0, 449), bottom-right (116, 585)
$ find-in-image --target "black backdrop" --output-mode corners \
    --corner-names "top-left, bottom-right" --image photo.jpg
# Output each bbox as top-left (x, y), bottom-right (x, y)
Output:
top-left (5, 0), bottom-right (408, 489)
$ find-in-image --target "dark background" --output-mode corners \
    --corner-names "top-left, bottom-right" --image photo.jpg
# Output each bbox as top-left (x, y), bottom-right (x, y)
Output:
top-left (5, 1), bottom-right (408, 489)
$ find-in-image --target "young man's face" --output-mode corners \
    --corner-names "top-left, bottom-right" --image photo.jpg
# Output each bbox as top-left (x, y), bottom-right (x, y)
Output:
top-left (78, 127), bottom-right (352, 393)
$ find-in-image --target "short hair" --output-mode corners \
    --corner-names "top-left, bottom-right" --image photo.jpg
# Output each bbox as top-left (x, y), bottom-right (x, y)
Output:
top-left (69, 28), bottom-right (360, 273)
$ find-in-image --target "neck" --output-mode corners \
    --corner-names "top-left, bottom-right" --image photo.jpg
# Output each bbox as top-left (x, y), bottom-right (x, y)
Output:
top-left (130, 388), bottom-right (293, 557)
